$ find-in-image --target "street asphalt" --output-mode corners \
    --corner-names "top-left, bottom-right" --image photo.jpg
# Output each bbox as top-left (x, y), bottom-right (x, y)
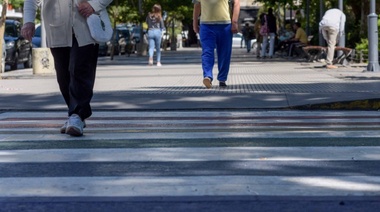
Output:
top-left (0, 47), bottom-right (380, 111)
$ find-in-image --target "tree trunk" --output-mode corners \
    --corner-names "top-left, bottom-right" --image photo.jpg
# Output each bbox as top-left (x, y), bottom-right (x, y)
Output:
top-left (0, 0), bottom-right (8, 74)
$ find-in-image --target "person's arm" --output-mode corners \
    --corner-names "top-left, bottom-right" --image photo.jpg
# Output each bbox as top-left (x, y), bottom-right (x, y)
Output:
top-left (231, 0), bottom-right (240, 34)
top-left (21, 0), bottom-right (39, 41)
top-left (193, 2), bottom-right (201, 33)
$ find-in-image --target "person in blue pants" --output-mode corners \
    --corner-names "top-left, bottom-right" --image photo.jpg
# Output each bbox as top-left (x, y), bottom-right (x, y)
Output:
top-left (146, 4), bottom-right (165, 66)
top-left (192, 0), bottom-right (240, 88)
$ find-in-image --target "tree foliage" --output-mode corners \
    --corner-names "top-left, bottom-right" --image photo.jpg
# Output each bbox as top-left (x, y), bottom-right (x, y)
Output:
top-left (109, 0), bottom-right (193, 27)
top-left (8, 0), bottom-right (23, 9)
top-left (256, 0), bottom-right (380, 48)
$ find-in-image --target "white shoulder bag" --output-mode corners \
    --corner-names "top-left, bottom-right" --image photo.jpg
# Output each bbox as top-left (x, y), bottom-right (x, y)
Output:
top-left (87, 9), bottom-right (113, 43)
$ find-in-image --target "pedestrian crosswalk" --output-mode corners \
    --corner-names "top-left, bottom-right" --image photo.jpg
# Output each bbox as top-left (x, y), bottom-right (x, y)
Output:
top-left (0, 110), bottom-right (380, 210)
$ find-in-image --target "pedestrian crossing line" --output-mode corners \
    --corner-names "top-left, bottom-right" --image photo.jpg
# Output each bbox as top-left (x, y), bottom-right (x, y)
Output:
top-left (2, 126), bottom-right (380, 135)
top-left (1, 147), bottom-right (380, 163)
top-left (1, 176), bottom-right (380, 197)
top-left (2, 137), bottom-right (380, 151)
top-left (1, 111), bottom-right (380, 138)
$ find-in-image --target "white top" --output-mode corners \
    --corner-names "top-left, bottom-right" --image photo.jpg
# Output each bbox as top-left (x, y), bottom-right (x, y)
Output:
top-left (319, 8), bottom-right (346, 33)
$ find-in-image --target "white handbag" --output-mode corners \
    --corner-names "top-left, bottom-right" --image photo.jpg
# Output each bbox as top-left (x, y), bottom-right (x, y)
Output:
top-left (87, 9), bottom-right (113, 43)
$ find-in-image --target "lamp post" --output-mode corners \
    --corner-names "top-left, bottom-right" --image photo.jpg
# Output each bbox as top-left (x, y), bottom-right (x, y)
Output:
top-left (137, 0), bottom-right (146, 56)
top-left (319, 0), bottom-right (324, 46)
top-left (306, 0), bottom-right (310, 35)
top-left (367, 0), bottom-right (380, 72)
top-left (338, 0), bottom-right (345, 49)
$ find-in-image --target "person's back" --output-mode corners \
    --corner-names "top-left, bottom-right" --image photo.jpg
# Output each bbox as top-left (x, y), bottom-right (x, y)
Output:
top-left (197, 0), bottom-right (231, 24)
top-left (319, 9), bottom-right (345, 31)
top-left (266, 13), bottom-right (277, 34)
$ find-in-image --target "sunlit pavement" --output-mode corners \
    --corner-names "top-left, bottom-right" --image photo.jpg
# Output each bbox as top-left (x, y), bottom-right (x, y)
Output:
top-left (0, 48), bottom-right (380, 211)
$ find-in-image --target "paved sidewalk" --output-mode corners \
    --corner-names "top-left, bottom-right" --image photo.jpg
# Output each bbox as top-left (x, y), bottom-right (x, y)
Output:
top-left (0, 47), bottom-right (380, 111)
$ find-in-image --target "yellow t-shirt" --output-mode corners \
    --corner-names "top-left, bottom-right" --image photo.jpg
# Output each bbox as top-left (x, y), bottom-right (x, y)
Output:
top-left (296, 28), bottom-right (308, 44)
top-left (194, 0), bottom-right (231, 24)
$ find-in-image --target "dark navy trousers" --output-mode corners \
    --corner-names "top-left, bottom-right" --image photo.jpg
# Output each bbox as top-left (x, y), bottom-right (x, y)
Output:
top-left (50, 36), bottom-right (99, 120)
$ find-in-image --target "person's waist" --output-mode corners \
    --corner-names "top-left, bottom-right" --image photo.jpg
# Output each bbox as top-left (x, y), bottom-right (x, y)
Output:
top-left (200, 20), bottom-right (231, 25)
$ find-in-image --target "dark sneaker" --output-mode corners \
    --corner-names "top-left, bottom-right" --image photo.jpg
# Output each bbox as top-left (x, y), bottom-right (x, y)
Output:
top-left (65, 114), bottom-right (85, 136)
top-left (60, 119), bottom-right (86, 134)
top-left (203, 77), bottom-right (212, 89)
top-left (219, 81), bottom-right (227, 87)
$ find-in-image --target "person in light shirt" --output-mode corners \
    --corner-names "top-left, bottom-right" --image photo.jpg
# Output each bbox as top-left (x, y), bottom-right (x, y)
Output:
top-left (21, 0), bottom-right (113, 136)
top-left (319, 8), bottom-right (346, 69)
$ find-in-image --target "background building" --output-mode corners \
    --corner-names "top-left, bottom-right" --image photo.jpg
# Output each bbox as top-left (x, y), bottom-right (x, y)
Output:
top-left (239, 0), bottom-right (262, 27)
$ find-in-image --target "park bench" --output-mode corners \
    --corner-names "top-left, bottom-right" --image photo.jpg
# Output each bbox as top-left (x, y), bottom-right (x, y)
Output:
top-left (302, 45), bottom-right (352, 64)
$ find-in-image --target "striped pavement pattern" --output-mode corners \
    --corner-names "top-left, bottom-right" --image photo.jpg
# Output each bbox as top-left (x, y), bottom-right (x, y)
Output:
top-left (0, 110), bottom-right (380, 210)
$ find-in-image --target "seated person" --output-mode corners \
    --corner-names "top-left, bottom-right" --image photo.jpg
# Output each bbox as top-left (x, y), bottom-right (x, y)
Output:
top-left (275, 24), bottom-right (294, 53)
top-left (287, 22), bottom-right (308, 57)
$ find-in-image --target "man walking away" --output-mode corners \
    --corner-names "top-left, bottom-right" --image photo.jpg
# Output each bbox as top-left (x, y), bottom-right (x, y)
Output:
top-left (319, 8), bottom-right (346, 69)
top-left (193, 0), bottom-right (240, 89)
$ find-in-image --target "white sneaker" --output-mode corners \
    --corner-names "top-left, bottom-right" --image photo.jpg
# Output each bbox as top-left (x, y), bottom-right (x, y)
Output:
top-left (61, 119), bottom-right (86, 134)
top-left (157, 62), bottom-right (162, 66)
top-left (65, 114), bottom-right (85, 136)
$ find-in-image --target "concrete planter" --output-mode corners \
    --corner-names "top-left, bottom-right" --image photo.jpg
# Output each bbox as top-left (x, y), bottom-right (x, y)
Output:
top-left (32, 48), bottom-right (55, 75)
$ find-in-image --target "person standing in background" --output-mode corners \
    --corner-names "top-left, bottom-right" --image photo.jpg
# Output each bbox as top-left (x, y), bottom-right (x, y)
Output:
top-left (242, 22), bottom-right (254, 53)
top-left (319, 8), bottom-right (346, 69)
top-left (192, 0), bottom-right (240, 88)
top-left (21, 0), bottom-right (113, 137)
top-left (146, 4), bottom-right (165, 66)
top-left (260, 8), bottom-right (276, 59)
top-left (254, 15), bottom-right (263, 58)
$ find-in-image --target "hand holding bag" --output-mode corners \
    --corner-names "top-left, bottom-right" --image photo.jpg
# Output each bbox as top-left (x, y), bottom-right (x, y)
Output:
top-left (87, 9), bottom-right (113, 43)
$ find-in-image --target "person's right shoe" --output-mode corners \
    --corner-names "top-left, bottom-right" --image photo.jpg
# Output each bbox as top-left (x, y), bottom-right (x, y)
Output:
top-left (61, 119), bottom-right (86, 134)
top-left (203, 77), bottom-right (212, 89)
top-left (219, 81), bottom-right (227, 87)
top-left (65, 114), bottom-right (85, 136)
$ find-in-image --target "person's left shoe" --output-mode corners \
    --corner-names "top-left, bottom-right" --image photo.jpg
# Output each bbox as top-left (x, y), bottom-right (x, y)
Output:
top-left (219, 81), bottom-right (227, 87)
top-left (65, 114), bottom-right (85, 137)
top-left (157, 62), bottom-right (162, 67)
